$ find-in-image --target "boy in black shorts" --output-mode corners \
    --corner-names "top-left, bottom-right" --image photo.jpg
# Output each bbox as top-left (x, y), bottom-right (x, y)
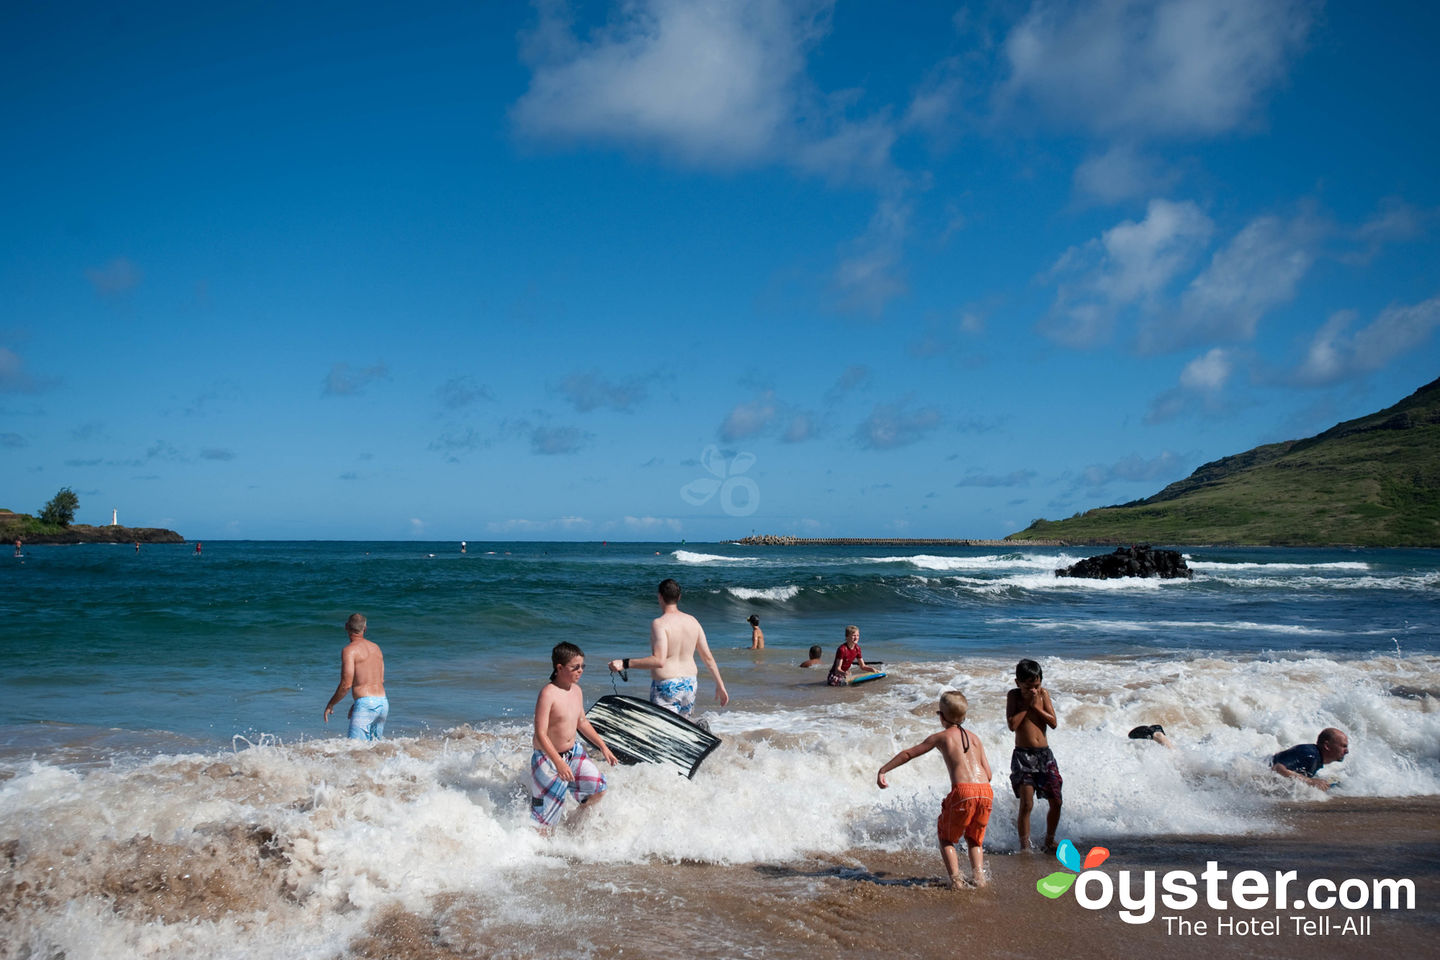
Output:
top-left (1007, 658), bottom-right (1062, 852)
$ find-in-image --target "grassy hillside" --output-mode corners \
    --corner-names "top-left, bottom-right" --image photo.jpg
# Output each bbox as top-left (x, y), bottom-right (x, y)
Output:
top-left (1007, 377), bottom-right (1440, 547)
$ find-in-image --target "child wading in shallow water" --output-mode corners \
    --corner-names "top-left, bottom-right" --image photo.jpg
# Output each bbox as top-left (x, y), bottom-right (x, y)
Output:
top-left (531, 642), bottom-right (618, 834)
top-left (1007, 658), bottom-right (1062, 852)
top-left (877, 691), bottom-right (993, 889)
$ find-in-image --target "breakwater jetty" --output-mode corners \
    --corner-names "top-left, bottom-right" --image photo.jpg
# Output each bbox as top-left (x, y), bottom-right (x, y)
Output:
top-left (728, 535), bottom-right (1072, 547)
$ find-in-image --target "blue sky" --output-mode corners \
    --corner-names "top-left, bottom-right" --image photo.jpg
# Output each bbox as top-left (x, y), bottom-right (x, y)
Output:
top-left (2, 0), bottom-right (1437, 541)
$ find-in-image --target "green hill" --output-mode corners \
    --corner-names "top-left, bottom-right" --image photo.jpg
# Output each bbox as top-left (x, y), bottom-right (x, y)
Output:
top-left (1007, 376), bottom-right (1440, 547)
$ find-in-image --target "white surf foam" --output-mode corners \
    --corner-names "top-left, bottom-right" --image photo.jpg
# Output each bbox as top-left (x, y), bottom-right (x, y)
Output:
top-left (724, 585), bottom-right (802, 602)
top-left (4, 651), bottom-right (1436, 959)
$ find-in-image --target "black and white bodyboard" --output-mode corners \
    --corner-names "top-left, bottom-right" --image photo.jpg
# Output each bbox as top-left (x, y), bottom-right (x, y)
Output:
top-left (582, 694), bottom-right (721, 779)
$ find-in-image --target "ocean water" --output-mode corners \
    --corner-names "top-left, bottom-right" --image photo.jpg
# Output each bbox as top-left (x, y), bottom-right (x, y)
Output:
top-left (2, 541), bottom-right (1438, 958)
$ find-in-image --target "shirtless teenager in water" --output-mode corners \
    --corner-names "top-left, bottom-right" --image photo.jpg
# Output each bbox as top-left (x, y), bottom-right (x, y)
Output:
top-left (609, 579), bottom-right (729, 717)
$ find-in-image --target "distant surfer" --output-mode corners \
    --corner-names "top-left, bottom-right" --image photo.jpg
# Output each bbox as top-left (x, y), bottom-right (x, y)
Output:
top-left (799, 644), bottom-right (824, 668)
top-left (194, 542), bottom-right (202, 556)
top-left (608, 578), bottom-right (730, 717)
top-left (461, 541), bottom-right (466, 554)
top-left (323, 613), bottom-right (388, 740)
top-left (1272, 727), bottom-right (1349, 791)
top-left (531, 642), bottom-right (618, 833)
top-left (826, 625), bottom-right (871, 685)
top-left (13, 538), bottom-right (20, 557)
top-left (747, 614), bottom-right (764, 649)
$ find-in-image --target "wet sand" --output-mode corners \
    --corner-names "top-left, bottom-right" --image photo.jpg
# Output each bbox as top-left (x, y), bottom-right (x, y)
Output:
top-left (346, 796), bottom-right (1439, 960)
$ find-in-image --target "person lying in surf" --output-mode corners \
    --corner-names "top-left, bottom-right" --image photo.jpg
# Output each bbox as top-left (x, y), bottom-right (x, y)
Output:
top-left (1271, 727), bottom-right (1348, 792)
top-left (826, 625), bottom-right (870, 685)
top-left (1127, 724), bottom-right (1175, 749)
top-left (877, 691), bottom-right (993, 889)
top-left (531, 642), bottom-right (618, 833)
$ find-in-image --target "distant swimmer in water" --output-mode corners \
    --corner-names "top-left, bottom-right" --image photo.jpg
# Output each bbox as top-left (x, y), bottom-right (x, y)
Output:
top-left (13, 539), bottom-right (20, 557)
top-left (194, 542), bottom-right (202, 556)
top-left (608, 578), bottom-right (730, 717)
top-left (1127, 724), bottom-right (1175, 749)
top-left (1271, 727), bottom-right (1349, 792)
top-left (323, 613), bottom-right (388, 740)
top-left (747, 614), bottom-right (764, 649)
top-left (461, 541), bottom-right (467, 554)
top-left (799, 644), bottom-right (824, 668)
top-left (134, 541), bottom-right (140, 553)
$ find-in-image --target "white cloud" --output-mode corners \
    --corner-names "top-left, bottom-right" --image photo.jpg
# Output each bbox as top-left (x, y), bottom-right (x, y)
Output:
top-left (557, 370), bottom-right (646, 412)
top-left (622, 515), bottom-right (684, 533)
top-left (718, 390), bottom-right (779, 442)
top-left (854, 402), bottom-right (943, 450)
top-left (1292, 297), bottom-right (1440, 386)
top-left (1042, 199), bottom-right (1213, 347)
top-left (513, 0), bottom-right (828, 169)
top-left (0, 346), bottom-right (40, 393)
top-left (1145, 212), bottom-right (1323, 352)
top-left (1179, 347), bottom-right (1232, 391)
top-left (513, 0), bottom-right (916, 315)
top-left (1074, 451), bottom-right (1185, 491)
top-left (487, 516), bottom-right (593, 534)
top-left (1073, 143), bottom-right (1179, 204)
top-left (1001, 0), bottom-right (1315, 138)
top-left (832, 190), bottom-right (911, 314)
top-left (87, 257), bottom-right (142, 296)
top-left (530, 424), bottom-right (591, 454)
top-left (436, 376), bottom-right (494, 410)
top-left (1145, 347), bottom-right (1235, 423)
top-left (322, 362), bottom-right (389, 397)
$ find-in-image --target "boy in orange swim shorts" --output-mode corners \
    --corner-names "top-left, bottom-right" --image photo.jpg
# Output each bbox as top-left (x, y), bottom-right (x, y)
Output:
top-left (877, 691), bottom-right (994, 888)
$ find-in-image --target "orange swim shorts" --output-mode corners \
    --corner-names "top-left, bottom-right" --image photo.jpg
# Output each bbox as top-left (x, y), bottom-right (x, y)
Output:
top-left (937, 782), bottom-right (994, 847)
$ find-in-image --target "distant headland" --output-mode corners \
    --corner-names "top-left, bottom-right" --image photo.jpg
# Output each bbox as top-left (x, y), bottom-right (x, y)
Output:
top-left (1, 509), bottom-right (184, 545)
top-left (729, 535), bottom-right (1069, 547)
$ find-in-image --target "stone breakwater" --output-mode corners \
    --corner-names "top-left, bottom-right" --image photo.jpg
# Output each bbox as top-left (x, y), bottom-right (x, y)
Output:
top-left (730, 535), bottom-right (1072, 547)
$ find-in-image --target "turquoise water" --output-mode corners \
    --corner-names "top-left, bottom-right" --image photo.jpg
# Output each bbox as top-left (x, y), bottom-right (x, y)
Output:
top-left (3, 540), bottom-right (1435, 745)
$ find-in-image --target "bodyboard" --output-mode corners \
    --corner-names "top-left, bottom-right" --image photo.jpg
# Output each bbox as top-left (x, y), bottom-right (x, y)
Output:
top-left (582, 695), bottom-right (721, 779)
top-left (849, 670), bottom-right (887, 685)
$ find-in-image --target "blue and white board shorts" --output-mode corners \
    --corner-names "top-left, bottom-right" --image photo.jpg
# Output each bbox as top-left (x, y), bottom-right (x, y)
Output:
top-left (348, 696), bottom-right (389, 741)
top-left (649, 675), bottom-right (697, 717)
top-left (530, 740), bottom-right (606, 827)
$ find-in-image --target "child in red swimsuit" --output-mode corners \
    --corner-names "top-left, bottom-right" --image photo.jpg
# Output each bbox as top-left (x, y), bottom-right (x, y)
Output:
top-left (826, 625), bottom-right (870, 685)
top-left (877, 691), bottom-right (994, 888)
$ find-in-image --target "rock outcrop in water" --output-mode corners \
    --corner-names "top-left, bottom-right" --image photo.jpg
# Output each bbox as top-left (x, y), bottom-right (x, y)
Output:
top-left (1055, 545), bottom-right (1192, 580)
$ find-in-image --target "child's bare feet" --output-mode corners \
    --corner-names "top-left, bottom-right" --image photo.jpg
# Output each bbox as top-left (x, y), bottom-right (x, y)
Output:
top-left (948, 873), bottom-right (965, 890)
top-left (1043, 836), bottom-right (1058, 854)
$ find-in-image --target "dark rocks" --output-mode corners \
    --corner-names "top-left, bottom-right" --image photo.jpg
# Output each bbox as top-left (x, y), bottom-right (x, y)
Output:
top-left (1055, 545), bottom-right (1192, 580)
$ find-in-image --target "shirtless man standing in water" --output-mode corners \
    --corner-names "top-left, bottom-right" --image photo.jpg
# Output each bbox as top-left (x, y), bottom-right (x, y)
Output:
top-left (323, 613), bottom-right (389, 740)
top-left (609, 579), bottom-right (729, 717)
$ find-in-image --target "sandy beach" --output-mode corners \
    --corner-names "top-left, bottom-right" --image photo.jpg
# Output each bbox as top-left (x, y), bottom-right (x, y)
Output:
top-left (343, 797), bottom-right (1439, 960)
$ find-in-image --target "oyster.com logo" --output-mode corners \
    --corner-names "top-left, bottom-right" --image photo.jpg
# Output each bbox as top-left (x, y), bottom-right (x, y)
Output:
top-left (1034, 836), bottom-right (1414, 934)
top-left (1037, 839), bottom-right (1110, 899)
top-left (681, 445), bottom-right (759, 517)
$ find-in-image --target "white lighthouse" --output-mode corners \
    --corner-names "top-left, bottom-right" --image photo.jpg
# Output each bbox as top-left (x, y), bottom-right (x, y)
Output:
top-left (111, 509), bottom-right (118, 526)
